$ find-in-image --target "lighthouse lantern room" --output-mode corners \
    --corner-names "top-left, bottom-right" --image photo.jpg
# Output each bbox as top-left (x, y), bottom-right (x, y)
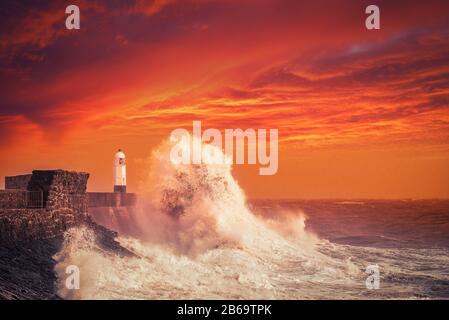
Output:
top-left (113, 149), bottom-right (126, 193)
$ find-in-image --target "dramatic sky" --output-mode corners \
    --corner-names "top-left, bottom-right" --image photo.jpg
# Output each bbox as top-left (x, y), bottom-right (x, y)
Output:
top-left (1, 0), bottom-right (449, 198)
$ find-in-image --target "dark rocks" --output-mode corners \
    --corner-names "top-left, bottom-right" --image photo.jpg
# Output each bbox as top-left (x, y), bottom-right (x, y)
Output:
top-left (0, 237), bottom-right (63, 300)
top-left (85, 220), bottom-right (134, 257)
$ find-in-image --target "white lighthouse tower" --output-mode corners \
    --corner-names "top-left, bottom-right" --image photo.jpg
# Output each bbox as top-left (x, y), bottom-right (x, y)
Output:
top-left (113, 149), bottom-right (126, 193)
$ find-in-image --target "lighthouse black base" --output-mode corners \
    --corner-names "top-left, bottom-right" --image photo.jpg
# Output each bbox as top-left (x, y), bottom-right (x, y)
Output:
top-left (114, 185), bottom-right (126, 193)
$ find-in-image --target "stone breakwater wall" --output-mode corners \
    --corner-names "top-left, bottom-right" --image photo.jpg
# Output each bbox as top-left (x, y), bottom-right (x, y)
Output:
top-left (88, 192), bottom-right (137, 207)
top-left (5, 174), bottom-right (32, 190)
top-left (0, 190), bottom-right (27, 209)
top-left (0, 208), bottom-right (89, 242)
top-left (27, 170), bottom-right (89, 210)
top-left (0, 170), bottom-right (90, 243)
top-left (0, 170), bottom-right (137, 300)
top-left (0, 169), bottom-right (138, 243)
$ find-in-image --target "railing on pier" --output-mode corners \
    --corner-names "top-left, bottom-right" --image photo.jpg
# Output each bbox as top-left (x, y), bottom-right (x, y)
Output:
top-left (25, 191), bottom-right (44, 208)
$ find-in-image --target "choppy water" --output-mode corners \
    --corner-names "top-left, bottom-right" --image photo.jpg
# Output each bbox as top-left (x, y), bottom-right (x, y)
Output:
top-left (252, 199), bottom-right (449, 299)
top-left (54, 138), bottom-right (449, 299)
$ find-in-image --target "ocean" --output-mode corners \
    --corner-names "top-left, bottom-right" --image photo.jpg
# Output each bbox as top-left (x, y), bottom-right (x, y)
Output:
top-left (252, 199), bottom-right (449, 299)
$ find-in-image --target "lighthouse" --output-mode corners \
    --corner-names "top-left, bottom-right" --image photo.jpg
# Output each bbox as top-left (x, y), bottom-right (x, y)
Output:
top-left (113, 149), bottom-right (126, 193)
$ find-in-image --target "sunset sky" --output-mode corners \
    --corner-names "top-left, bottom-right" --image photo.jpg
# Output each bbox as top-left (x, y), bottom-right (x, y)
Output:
top-left (1, 0), bottom-right (449, 198)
